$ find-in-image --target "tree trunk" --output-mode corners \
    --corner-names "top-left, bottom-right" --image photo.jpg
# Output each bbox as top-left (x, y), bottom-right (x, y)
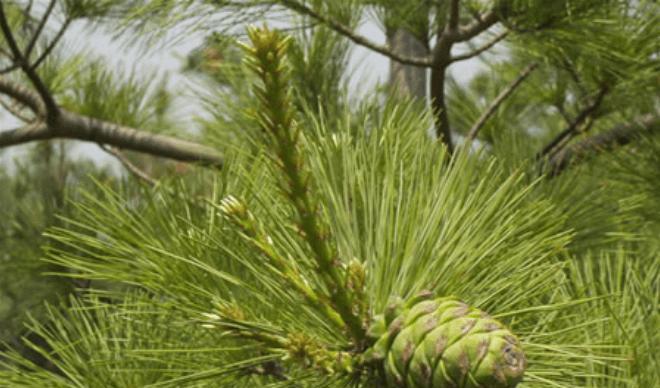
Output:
top-left (386, 28), bottom-right (429, 100)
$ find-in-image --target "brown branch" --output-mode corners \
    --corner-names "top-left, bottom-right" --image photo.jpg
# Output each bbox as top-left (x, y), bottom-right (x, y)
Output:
top-left (0, 63), bottom-right (19, 74)
top-left (278, 0), bottom-right (433, 67)
top-left (0, 97), bottom-right (34, 122)
top-left (24, 0), bottom-right (56, 60)
top-left (537, 87), bottom-right (609, 159)
top-left (0, 77), bottom-right (45, 114)
top-left (31, 18), bottom-right (72, 71)
top-left (454, 10), bottom-right (499, 42)
top-left (0, 75), bottom-right (222, 166)
top-left (448, 0), bottom-right (460, 31)
top-left (450, 30), bottom-right (508, 62)
top-left (0, 3), bottom-right (59, 120)
top-left (0, 112), bottom-right (224, 166)
top-left (0, 122), bottom-right (50, 144)
top-left (548, 114), bottom-right (660, 175)
top-left (466, 63), bottom-right (537, 141)
top-left (100, 145), bottom-right (158, 186)
top-left (57, 111), bottom-right (224, 166)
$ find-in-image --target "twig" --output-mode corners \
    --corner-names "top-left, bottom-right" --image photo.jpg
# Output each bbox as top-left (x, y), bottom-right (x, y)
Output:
top-left (31, 18), bottom-right (72, 71)
top-left (0, 3), bottom-right (60, 121)
top-left (24, 0), bottom-right (57, 60)
top-left (548, 114), bottom-right (659, 176)
top-left (0, 63), bottom-right (19, 74)
top-left (100, 145), bottom-right (158, 187)
top-left (0, 96), bottom-right (34, 122)
top-left (537, 86), bottom-right (609, 159)
top-left (466, 63), bottom-right (537, 141)
top-left (278, 0), bottom-right (433, 67)
top-left (454, 10), bottom-right (499, 42)
top-left (450, 30), bottom-right (508, 62)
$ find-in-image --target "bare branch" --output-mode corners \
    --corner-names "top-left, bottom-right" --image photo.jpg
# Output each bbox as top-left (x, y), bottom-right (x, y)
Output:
top-left (450, 30), bottom-right (508, 62)
top-left (31, 18), bottom-right (72, 71)
top-left (0, 74), bottom-right (223, 166)
top-left (278, 0), bottom-right (433, 67)
top-left (0, 76), bottom-right (45, 114)
top-left (0, 63), bottom-right (19, 74)
top-left (454, 10), bottom-right (499, 42)
top-left (0, 3), bottom-right (59, 120)
top-left (548, 114), bottom-right (660, 175)
top-left (0, 97), bottom-right (34, 122)
top-left (100, 145), bottom-right (158, 186)
top-left (537, 87), bottom-right (609, 159)
top-left (0, 122), bottom-right (50, 145)
top-left (466, 63), bottom-right (537, 141)
top-left (24, 0), bottom-right (56, 60)
top-left (448, 0), bottom-right (460, 31)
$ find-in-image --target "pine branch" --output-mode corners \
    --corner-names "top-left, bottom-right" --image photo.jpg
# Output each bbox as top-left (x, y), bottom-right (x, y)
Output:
top-left (278, 0), bottom-right (433, 67)
top-left (466, 63), bottom-right (537, 141)
top-left (0, 77), bottom-right (45, 114)
top-left (0, 3), bottom-right (59, 122)
top-left (0, 96), bottom-right (34, 122)
top-left (244, 27), bottom-right (366, 343)
top-left (100, 145), bottom-right (158, 186)
top-left (448, 0), bottom-right (460, 31)
top-left (0, 77), bottom-right (223, 166)
top-left (548, 114), bottom-right (660, 175)
top-left (30, 17), bottom-right (72, 71)
top-left (537, 86), bottom-right (609, 159)
top-left (0, 121), bottom-right (50, 144)
top-left (218, 196), bottom-right (346, 330)
top-left (450, 30), bottom-right (508, 62)
top-left (23, 0), bottom-right (56, 60)
top-left (454, 10), bottom-right (499, 41)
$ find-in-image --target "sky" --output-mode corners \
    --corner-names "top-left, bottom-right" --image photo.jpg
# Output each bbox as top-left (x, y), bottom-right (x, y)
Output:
top-left (0, 7), bottom-right (485, 172)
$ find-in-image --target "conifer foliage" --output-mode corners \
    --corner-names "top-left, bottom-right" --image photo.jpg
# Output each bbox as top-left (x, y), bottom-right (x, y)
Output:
top-left (0, 1), bottom-right (658, 387)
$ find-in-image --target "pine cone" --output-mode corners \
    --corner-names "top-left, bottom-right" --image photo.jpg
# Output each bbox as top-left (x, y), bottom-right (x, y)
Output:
top-left (364, 292), bottom-right (526, 387)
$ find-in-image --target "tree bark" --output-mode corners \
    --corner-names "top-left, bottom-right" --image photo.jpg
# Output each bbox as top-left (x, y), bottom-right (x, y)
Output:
top-left (0, 112), bottom-right (224, 167)
top-left (386, 28), bottom-right (429, 100)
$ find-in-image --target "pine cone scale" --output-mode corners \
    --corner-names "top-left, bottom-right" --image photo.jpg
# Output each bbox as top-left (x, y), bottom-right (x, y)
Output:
top-left (366, 294), bottom-right (526, 387)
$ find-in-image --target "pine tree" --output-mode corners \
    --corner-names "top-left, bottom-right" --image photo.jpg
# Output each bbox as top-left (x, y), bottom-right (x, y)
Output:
top-left (1, 1), bottom-right (658, 387)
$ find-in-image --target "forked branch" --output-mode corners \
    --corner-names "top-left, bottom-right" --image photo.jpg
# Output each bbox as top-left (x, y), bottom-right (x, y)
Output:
top-left (278, 0), bottom-right (433, 67)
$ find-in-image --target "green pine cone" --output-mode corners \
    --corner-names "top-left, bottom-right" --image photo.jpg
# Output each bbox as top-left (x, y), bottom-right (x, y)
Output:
top-left (364, 292), bottom-right (526, 387)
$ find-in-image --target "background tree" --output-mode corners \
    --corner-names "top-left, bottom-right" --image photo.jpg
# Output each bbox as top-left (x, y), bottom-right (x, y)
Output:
top-left (0, 0), bottom-right (658, 387)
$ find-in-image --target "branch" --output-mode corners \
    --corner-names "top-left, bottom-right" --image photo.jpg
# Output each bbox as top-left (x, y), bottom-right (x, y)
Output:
top-left (31, 18), bottom-right (72, 71)
top-left (278, 0), bottom-right (433, 67)
top-left (0, 3), bottom-right (59, 120)
top-left (100, 145), bottom-right (158, 186)
top-left (0, 122), bottom-right (50, 145)
top-left (0, 63), bottom-right (19, 74)
top-left (0, 97), bottom-right (34, 122)
top-left (448, 0), bottom-right (460, 31)
top-left (0, 75), bottom-right (222, 166)
top-left (0, 77), bottom-right (45, 114)
top-left (454, 10), bottom-right (499, 42)
top-left (55, 111), bottom-right (224, 167)
top-left (537, 87), bottom-right (609, 159)
top-left (24, 0), bottom-right (56, 60)
top-left (450, 30), bottom-right (508, 62)
top-left (548, 114), bottom-right (660, 175)
top-left (466, 63), bottom-right (537, 141)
